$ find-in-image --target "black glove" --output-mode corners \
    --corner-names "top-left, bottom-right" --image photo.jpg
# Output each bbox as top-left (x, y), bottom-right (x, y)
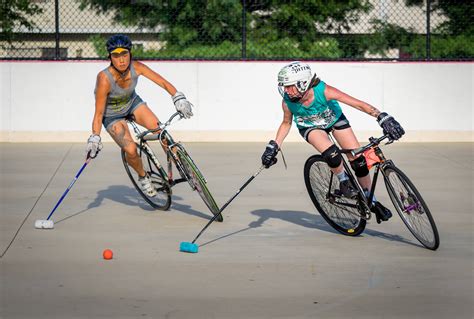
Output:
top-left (377, 112), bottom-right (405, 140)
top-left (261, 140), bottom-right (279, 168)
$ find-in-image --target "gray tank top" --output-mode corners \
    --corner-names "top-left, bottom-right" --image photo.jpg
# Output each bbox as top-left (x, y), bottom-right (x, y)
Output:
top-left (102, 63), bottom-right (139, 117)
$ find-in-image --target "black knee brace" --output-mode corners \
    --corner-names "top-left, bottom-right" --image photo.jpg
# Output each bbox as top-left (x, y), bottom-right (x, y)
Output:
top-left (321, 144), bottom-right (342, 168)
top-left (350, 155), bottom-right (369, 177)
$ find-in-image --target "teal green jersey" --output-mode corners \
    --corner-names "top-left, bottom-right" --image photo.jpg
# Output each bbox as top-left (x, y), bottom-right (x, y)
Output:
top-left (283, 81), bottom-right (342, 129)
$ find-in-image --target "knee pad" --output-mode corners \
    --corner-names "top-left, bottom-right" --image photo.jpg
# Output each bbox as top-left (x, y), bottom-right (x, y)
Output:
top-left (350, 155), bottom-right (369, 177)
top-left (321, 144), bottom-right (342, 168)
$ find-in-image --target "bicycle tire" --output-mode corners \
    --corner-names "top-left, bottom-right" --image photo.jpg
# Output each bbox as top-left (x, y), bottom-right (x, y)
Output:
top-left (304, 155), bottom-right (366, 236)
top-left (176, 148), bottom-right (223, 222)
top-left (383, 165), bottom-right (440, 250)
top-left (121, 143), bottom-right (171, 210)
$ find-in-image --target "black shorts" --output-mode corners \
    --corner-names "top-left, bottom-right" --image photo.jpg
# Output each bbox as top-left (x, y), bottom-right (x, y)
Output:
top-left (298, 113), bottom-right (351, 142)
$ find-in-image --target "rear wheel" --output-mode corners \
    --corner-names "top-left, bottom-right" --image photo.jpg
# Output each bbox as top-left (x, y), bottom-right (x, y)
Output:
top-left (304, 155), bottom-right (366, 236)
top-left (176, 147), bottom-right (223, 222)
top-left (121, 144), bottom-right (171, 210)
top-left (383, 165), bottom-right (439, 250)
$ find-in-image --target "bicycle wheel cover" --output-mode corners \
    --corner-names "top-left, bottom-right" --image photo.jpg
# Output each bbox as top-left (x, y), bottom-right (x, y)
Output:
top-left (121, 144), bottom-right (171, 210)
top-left (304, 155), bottom-right (366, 236)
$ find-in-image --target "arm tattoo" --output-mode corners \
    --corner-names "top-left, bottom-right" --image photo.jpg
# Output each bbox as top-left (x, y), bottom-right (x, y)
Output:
top-left (368, 106), bottom-right (381, 117)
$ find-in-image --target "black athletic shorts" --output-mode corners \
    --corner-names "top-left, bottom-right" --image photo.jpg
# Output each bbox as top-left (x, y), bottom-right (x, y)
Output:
top-left (298, 113), bottom-right (351, 142)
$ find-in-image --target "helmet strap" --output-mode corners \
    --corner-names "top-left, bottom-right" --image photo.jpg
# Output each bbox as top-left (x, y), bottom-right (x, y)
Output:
top-left (289, 75), bottom-right (318, 102)
top-left (309, 74), bottom-right (321, 88)
top-left (294, 75), bottom-right (320, 101)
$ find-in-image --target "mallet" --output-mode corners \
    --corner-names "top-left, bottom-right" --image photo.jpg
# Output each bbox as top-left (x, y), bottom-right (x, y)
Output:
top-left (180, 165), bottom-right (265, 253)
top-left (35, 154), bottom-right (92, 229)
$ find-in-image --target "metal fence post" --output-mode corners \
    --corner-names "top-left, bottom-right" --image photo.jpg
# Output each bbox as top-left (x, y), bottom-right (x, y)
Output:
top-left (55, 0), bottom-right (60, 60)
top-left (242, 0), bottom-right (247, 60)
top-left (426, 0), bottom-right (431, 60)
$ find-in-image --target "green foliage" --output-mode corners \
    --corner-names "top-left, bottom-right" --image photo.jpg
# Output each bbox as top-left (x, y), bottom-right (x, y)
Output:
top-left (138, 41), bottom-right (242, 59)
top-left (405, 34), bottom-right (474, 59)
top-left (80, 0), bottom-right (243, 47)
top-left (405, 0), bottom-right (473, 35)
top-left (365, 20), bottom-right (417, 58)
top-left (0, 0), bottom-right (43, 43)
top-left (247, 37), bottom-right (342, 59)
top-left (248, 1), bottom-right (372, 43)
top-left (81, 0), bottom-right (369, 59)
top-left (98, 37), bottom-right (342, 60)
top-left (89, 34), bottom-right (108, 58)
top-left (82, 0), bottom-right (472, 60)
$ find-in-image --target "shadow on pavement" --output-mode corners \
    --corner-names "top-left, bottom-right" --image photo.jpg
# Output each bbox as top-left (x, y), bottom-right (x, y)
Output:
top-left (55, 185), bottom-right (154, 224)
top-left (200, 209), bottom-right (337, 248)
top-left (56, 185), bottom-right (216, 225)
top-left (201, 208), bottom-right (419, 248)
top-left (171, 195), bottom-right (216, 221)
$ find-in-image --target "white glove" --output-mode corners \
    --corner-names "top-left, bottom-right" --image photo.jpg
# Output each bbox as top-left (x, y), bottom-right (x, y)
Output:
top-left (86, 134), bottom-right (103, 159)
top-left (172, 91), bottom-right (193, 119)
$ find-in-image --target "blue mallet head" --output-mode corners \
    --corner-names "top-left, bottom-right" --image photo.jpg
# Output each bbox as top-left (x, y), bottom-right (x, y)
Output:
top-left (180, 242), bottom-right (199, 253)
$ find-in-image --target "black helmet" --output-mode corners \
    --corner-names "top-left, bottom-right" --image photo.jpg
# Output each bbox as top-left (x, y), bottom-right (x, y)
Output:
top-left (106, 34), bottom-right (132, 54)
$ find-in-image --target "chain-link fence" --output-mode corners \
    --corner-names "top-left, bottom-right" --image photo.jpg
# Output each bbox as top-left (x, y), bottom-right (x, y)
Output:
top-left (1, 0), bottom-right (472, 60)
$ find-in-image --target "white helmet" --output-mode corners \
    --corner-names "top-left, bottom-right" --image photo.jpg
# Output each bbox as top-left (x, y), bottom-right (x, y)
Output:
top-left (278, 61), bottom-right (313, 100)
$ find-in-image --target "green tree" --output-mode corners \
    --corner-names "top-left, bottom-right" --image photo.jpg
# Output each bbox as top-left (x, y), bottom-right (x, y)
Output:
top-left (370, 1), bottom-right (474, 59)
top-left (80, 1), bottom-right (243, 47)
top-left (80, 0), bottom-right (372, 59)
top-left (247, 1), bottom-right (372, 58)
top-left (406, 0), bottom-right (473, 35)
top-left (0, 0), bottom-right (43, 43)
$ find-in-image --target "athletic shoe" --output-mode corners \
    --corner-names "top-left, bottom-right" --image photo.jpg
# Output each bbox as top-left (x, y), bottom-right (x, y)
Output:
top-left (139, 174), bottom-right (157, 197)
top-left (371, 201), bottom-right (393, 224)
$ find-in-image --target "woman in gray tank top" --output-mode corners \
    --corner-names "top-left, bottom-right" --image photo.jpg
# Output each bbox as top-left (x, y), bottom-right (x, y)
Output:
top-left (85, 34), bottom-right (194, 197)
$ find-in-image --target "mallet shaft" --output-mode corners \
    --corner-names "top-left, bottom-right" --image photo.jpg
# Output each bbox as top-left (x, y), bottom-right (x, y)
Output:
top-left (191, 166), bottom-right (265, 244)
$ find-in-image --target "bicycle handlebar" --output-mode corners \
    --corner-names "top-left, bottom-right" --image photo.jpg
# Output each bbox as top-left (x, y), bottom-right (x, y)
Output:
top-left (340, 134), bottom-right (391, 156)
top-left (138, 112), bottom-right (183, 141)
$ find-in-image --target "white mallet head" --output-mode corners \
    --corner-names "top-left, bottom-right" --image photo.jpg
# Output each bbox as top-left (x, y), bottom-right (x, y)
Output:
top-left (35, 220), bottom-right (54, 229)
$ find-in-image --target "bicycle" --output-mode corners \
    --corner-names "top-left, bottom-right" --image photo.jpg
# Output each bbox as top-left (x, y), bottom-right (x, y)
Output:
top-left (121, 112), bottom-right (223, 222)
top-left (303, 134), bottom-right (439, 250)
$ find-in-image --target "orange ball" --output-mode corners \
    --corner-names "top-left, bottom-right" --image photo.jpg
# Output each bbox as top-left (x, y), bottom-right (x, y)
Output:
top-left (103, 249), bottom-right (113, 260)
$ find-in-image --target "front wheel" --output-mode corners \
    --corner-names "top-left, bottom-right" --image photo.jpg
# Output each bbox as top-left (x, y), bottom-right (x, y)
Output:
top-left (304, 155), bottom-right (366, 236)
top-left (121, 144), bottom-right (171, 210)
top-left (176, 147), bottom-right (223, 222)
top-left (383, 165), bottom-right (439, 250)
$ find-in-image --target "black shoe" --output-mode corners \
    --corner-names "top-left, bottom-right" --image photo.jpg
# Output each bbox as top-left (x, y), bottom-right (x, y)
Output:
top-left (371, 201), bottom-right (393, 224)
top-left (338, 179), bottom-right (358, 198)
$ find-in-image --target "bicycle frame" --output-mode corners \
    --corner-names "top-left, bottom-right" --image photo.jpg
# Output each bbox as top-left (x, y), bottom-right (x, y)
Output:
top-left (328, 135), bottom-right (393, 220)
top-left (127, 112), bottom-right (188, 188)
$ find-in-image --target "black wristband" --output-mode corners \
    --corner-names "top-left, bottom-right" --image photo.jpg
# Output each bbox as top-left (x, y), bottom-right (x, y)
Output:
top-left (377, 112), bottom-right (392, 125)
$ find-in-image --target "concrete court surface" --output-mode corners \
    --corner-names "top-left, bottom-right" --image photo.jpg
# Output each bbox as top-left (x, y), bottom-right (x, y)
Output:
top-left (0, 141), bottom-right (472, 319)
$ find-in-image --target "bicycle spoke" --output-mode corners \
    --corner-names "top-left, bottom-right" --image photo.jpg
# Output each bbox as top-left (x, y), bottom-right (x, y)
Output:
top-left (389, 174), bottom-right (433, 243)
top-left (308, 161), bottom-right (362, 230)
top-left (384, 166), bottom-right (439, 250)
top-left (121, 144), bottom-right (171, 210)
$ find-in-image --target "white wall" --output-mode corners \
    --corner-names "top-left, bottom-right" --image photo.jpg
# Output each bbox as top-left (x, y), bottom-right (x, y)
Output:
top-left (1, 61), bottom-right (472, 142)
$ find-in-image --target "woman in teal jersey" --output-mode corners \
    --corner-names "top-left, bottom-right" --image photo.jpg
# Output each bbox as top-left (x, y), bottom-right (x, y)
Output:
top-left (85, 34), bottom-right (194, 197)
top-left (261, 61), bottom-right (405, 222)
